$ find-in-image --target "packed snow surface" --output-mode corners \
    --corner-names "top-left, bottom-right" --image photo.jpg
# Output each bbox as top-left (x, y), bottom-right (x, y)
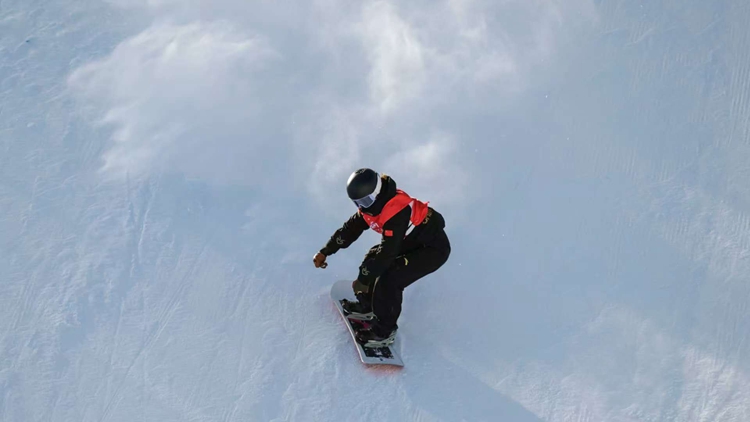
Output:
top-left (2, 0), bottom-right (750, 421)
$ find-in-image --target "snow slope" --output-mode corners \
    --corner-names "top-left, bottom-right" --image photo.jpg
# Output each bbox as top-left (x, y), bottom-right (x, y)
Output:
top-left (2, 0), bottom-right (750, 421)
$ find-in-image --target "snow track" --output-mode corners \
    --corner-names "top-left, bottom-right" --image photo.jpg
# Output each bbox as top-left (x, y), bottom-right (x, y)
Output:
top-left (2, 0), bottom-right (750, 421)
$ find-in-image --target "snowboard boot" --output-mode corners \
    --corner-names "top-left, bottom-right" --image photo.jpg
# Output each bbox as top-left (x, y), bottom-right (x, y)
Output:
top-left (341, 299), bottom-right (374, 321)
top-left (356, 321), bottom-right (397, 348)
top-left (341, 291), bottom-right (374, 321)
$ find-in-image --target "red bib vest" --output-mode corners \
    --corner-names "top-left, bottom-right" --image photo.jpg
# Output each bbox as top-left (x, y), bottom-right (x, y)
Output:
top-left (360, 189), bottom-right (429, 236)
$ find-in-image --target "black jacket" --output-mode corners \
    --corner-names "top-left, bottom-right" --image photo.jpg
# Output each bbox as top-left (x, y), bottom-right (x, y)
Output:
top-left (320, 175), bottom-right (445, 286)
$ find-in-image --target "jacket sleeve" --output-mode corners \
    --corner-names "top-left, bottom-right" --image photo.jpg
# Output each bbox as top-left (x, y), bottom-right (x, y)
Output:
top-left (356, 207), bottom-right (411, 286)
top-left (320, 212), bottom-right (369, 256)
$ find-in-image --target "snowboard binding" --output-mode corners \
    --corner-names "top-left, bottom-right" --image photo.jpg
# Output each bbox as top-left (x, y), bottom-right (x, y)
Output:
top-left (346, 312), bottom-right (397, 348)
top-left (340, 298), bottom-right (375, 321)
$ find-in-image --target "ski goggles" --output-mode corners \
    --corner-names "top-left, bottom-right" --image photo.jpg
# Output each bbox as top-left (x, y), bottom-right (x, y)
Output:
top-left (352, 174), bottom-right (382, 209)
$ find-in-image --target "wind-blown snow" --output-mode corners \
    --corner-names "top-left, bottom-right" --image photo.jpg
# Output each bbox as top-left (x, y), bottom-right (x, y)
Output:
top-left (1, 0), bottom-right (749, 421)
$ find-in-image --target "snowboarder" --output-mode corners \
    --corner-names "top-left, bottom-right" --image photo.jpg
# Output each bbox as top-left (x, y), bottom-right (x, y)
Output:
top-left (313, 168), bottom-right (451, 347)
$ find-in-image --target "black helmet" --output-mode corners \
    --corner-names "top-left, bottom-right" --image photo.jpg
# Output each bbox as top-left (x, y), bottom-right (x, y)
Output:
top-left (346, 168), bottom-right (382, 209)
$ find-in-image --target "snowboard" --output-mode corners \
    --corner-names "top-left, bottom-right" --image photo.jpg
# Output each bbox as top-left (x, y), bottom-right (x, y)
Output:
top-left (330, 279), bottom-right (404, 367)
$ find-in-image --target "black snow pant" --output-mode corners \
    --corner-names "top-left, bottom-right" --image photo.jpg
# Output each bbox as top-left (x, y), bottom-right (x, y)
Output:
top-left (366, 229), bottom-right (451, 330)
